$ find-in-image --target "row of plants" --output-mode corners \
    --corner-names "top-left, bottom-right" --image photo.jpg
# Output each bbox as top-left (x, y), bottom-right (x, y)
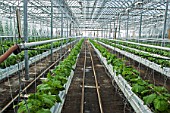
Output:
top-left (90, 39), bottom-right (170, 113)
top-left (16, 38), bottom-right (84, 113)
top-left (0, 39), bottom-right (74, 69)
top-left (98, 39), bottom-right (170, 68)
top-left (105, 39), bottom-right (170, 58)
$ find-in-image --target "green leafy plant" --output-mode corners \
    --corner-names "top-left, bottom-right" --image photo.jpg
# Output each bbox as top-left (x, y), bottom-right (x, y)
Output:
top-left (90, 39), bottom-right (170, 113)
top-left (0, 39), bottom-right (74, 68)
top-left (99, 39), bottom-right (170, 67)
top-left (16, 39), bottom-right (84, 113)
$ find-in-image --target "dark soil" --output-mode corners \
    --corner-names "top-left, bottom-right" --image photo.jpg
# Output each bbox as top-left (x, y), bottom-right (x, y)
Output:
top-left (61, 41), bottom-right (134, 113)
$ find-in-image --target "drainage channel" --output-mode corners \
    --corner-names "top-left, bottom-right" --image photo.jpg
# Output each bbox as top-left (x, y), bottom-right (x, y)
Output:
top-left (61, 40), bottom-right (134, 113)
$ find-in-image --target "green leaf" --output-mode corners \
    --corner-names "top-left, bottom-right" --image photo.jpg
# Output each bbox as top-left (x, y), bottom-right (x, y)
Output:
top-left (36, 108), bottom-right (51, 113)
top-left (41, 94), bottom-right (56, 108)
top-left (132, 84), bottom-right (146, 94)
top-left (154, 97), bottom-right (169, 111)
top-left (154, 86), bottom-right (168, 93)
top-left (37, 84), bottom-right (52, 93)
top-left (17, 101), bottom-right (30, 113)
top-left (56, 95), bottom-right (61, 102)
top-left (141, 90), bottom-right (151, 95)
top-left (143, 93), bottom-right (157, 104)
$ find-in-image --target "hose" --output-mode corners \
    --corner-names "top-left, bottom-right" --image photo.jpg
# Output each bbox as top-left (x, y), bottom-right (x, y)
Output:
top-left (0, 44), bottom-right (20, 64)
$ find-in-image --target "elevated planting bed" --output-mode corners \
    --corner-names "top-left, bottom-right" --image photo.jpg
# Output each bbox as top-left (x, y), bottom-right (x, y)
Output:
top-left (0, 40), bottom-right (76, 80)
top-left (97, 40), bottom-right (170, 78)
top-left (90, 39), bottom-right (170, 113)
top-left (16, 39), bottom-right (84, 113)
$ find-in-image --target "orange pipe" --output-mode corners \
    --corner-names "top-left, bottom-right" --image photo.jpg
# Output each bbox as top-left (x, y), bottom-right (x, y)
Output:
top-left (0, 45), bottom-right (19, 64)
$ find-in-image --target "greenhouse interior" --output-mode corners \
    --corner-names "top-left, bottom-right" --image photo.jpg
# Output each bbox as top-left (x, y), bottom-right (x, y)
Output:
top-left (0, 0), bottom-right (170, 113)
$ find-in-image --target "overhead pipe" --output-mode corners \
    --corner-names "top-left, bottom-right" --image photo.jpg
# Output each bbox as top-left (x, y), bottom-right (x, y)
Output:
top-left (0, 37), bottom-right (77, 64)
top-left (19, 38), bottom-right (66, 49)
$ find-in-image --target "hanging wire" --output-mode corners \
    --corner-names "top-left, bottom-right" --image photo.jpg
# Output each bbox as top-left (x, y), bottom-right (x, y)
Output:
top-left (33, 47), bottom-right (37, 94)
top-left (16, 60), bottom-right (21, 113)
top-left (152, 69), bottom-right (156, 85)
top-left (163, 75), bottom-right (168, 87)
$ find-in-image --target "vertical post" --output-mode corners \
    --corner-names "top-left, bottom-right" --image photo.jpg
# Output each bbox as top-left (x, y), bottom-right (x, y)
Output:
top-left (67, 20), bottom-right (69, 37)
top-left (107, 25), bottom-right (109, 38)
top-left (139, 2), bottom-right (143, 43)
top-left (47, 23), bottom-right (49, 38)
top-left (60, 11), bottom-right (63, 58)
top-left (104, 28), bottom-right (106, 38)
top-left (14, 15), bottom-right (16, 43)
top-left (66, 19), bottom-right (69, 50)
top-left (103, 28), bottom-right (105, 38)
top-left (40, 21), bottom-right (42, 39)
top-left (73, 23), bottom-right (74, 36)
top-left (107, 24), bottom-right (109, 38)
top-left (139, 13), bottom-right (143, 43)
top-left (69, 22), bottom-right (71, 36)
top-left (118, 16), bottom-right (121, 38)
top-left (101, 27), bottom-right (103, 37)
top-left (162, 0), bottom-right (169, 47)
top-left (23, 0), bottom-right (29, 80)
top-left (97, 29), bottom-right (98, 37)
top-left (105, 27), bottom-right (107, 38)
top-left (50, 0), bottom-right (53, 62)
top-left (66, 19), bottom-right (69, 52)
top-left (126, 12), bottom-right (129, 40)
top-left (56, 27), bottom-right (57, 37)
top-left (10, 7), bottom-right (12, 42)
top-left (106, 25), bottom-right (108, 38)
top-left (61, 12), bottom-right (63, 38)
top-left (109, 22), bottom-right (111, 38)
top-left (113, 22), bottom-right (115, 38)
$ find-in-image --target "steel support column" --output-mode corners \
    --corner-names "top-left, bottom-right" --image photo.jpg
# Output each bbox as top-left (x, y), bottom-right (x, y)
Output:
top-left (73, 23), bottom-right (74, 36)
top-left (67, 20), bottom-right (69, 37)
top-left (113, 22), bottom-right (115, 38)
top-left (60, 11), bottom-right (63, 58)
top-left (126, 12), bottom-right (129, 40)
top-left (118, 16), bottom-right (121, 38)
top-left (139, 13), bottom-right (143, 43)
top-left (61, 12), bottom-right (63, 38)
top-left (109, 22), bottom-right (111, 38)
top-left (24, 0), bottom-right (29, 80)
top-left (50, 0), bottom-right (53, 62)
top-left (162, 0), bottom-right (169, 47)
top-left (101, 27), bottom-right (103, 37)
top-left (107, 24), bottom-right (109, 38)
top-left (69, 22), bottom-right (71, 36)
top-left (104, 27), bottom-right (105, 38)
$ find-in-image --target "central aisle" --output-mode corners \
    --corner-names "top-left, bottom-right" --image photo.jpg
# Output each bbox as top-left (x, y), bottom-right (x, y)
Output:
top-left (61, 40), bottom-right (133, 113)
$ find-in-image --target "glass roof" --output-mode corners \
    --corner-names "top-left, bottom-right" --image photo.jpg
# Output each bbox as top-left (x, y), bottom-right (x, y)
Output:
top-left (0, 0), bottom-right (169, 30)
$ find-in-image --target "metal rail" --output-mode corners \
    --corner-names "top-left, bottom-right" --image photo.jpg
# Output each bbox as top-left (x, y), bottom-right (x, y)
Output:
top-left (80, 40), bottom-right (104, 113)
top-left (108, 39), bottom-right (170, 51)
top-left (87, 42), bottom-right (104, 113)
top-left (0, 47), bottom-right (72, 113)
top-left (80, 41), bottom-right (86, 113)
